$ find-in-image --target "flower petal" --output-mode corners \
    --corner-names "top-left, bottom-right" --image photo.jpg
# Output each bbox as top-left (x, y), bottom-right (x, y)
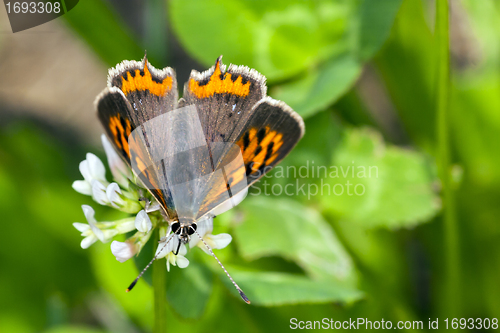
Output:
top-left (114, 218), bottom-right (137, 234)
top-left (72, 180), bottom-right (92, 195)
top-left (198, 216), bottom-right (214, 236)
top-left (166, 256), bottom-right (171, 272)
top-left (178, 243), bottom-right (187, 256)
top-left (155, 234), bottom-right (177, 258)
top-left (82, 205), bottom-right (96, 223)
top-left (111, 240), bottom-right (137, 263)
top-left (210, 233), bottom-right (232, 249)
top-left (73, 222), bottom-right (90, 232)
top-left (82, 205), bottom-right (105, 242)
top-left (106, 183), bottom-right (125, 208)
top-left (79, 160), bottom-right (91, 183)
top-left (102, 229), bottom-right (119, 241)
top-left (86, 153), bottom-right (107, 182)
top-left (135, 210), bottom-right (152, 233)
top-left (102, 134), bottom-right (131, 186)
top-left (197, 233), bottom-right (232, 255)
top-left (81, 235), bottom-right (97, 249)
top-left (176, 255), bottom-right (189, 269)
top-left (92, 180), bottom-right (109, 205)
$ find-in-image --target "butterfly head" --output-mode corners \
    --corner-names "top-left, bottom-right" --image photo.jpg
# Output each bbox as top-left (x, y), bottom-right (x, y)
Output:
top-left (170, 220), bottom-right (197, 244)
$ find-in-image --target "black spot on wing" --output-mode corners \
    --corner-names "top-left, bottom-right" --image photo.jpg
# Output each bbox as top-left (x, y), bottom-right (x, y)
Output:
top-left (152, 76), bottom-right (163, 84)
top-left (242, 131), bottom-right (250, 149)
top-left (119, 117), bottom-right (128, 131)
top-left (257, 128), bottom-right (266, 144)
top-left (255, 145), bottom-right (262, 155)
top-left (245, 164), bottom-right (252, 176)
top-left (265, 142), bottom-right (274, 161)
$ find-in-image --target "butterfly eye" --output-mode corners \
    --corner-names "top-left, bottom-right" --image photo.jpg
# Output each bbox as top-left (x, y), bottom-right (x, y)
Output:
top-left (187, 224), bottom-right (197, 235)
top-left (171, 221), bottom-right (180, 234)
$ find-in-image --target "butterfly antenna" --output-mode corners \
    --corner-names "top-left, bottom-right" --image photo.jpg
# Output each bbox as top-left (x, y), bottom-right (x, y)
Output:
top-left (126, 232), bottom-right (175, 292)
top-left (193, 229), bottom-right (250, 304)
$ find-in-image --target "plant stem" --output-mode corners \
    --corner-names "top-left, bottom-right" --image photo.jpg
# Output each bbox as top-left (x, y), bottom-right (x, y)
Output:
top-left (435, 0), bottom-right (460, 316)
top-left (152, 229), bottom-right (167, 333)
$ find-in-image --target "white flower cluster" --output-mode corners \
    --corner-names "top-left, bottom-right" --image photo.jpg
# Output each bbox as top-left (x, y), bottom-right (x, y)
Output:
top-left (72, 135), bottom-right (232, 271)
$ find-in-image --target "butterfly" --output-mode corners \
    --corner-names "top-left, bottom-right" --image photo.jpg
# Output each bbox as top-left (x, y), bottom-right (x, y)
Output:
top-left (95, 55), bottom-right (304, 303)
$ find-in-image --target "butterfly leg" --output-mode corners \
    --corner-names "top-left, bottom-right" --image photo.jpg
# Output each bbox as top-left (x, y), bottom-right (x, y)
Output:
top-left (138, 197), bottom-right (161, 213)
top-left (172, 239), bottom-right (182, 255)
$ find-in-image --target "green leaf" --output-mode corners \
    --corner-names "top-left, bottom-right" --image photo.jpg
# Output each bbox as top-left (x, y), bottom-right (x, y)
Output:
top-left (170, 0), bottom-right (401, 117)
top-left (374, 0), bottom-right (436, 149)
top-left (63, 0), bottom-right (143, 66)
top-left (235, 197), bottom-right (356, 283)
top-left (90, 243), bottom-right (153, 330)
top-left (265, 111), bottom-right (343, 178)
top-left (320, 128), bottom-right (440, 228)
top-left (219, 269), bottom-right (362, 306)
top-left (166, 260), bottom-right (213, 319)
top-left (169, 0), bottom-right (353, 81)
top-left (269, 0), bottom-right (402, 119)
top-left (357, 0), bottom-right (403, 61)
top-left (271, 55), bottom-right (361, 118)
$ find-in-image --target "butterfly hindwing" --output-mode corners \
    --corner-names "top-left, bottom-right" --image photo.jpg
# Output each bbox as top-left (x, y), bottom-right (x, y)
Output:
top-left (235, 96), bottom-right (304, 185)
top-left (198, 96), bottom-right (306, 219)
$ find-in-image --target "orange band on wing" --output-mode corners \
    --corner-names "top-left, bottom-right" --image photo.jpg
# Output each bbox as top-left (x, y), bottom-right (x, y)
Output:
top-left (109, 115), bottom-right (132, 158)
top-left (121, 60), bottom-right (173, 96)
top-left (237, 126), bottom-right (284, 173)
top-left (188, 59), bottom-right (251, 98)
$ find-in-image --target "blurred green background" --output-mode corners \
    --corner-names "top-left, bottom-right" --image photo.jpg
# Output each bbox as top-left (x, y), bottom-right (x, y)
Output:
top-left (0, 0), bottom-right (499, 332)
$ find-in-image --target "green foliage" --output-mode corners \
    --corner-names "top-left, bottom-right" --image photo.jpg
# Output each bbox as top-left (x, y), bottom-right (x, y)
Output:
top-left (170, 0), bottom-right (402, 118)
top-left (321, 128), bottom-right (440, 228)
top-left (272, 55), bottom-right (361, 118)
top-left (170, 0), bottom-right (353, 81)
top-left (218, 269), bottom-right (362, 306)
top-left (236, 198), bottom-right (356, 282)
top-left (0, 125), bottom-right (96, 332)
top-left (166, 261), bottom-right (213, 319)
top-left (4, 0), bottom-right (500, 331)
top-left (357, 0), bottom-right (403, 61)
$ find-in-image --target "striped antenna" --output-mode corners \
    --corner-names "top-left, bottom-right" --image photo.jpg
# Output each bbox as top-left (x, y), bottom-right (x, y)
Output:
top-left (126, 232), bottom-right (175, 292)
top-left (193, 229), bottom-right (250, 304)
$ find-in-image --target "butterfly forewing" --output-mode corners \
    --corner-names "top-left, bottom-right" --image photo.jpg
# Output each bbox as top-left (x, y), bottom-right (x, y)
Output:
top-left (96, 57), bottom-right (179, 220)
top-left (183, 56), bottom-right (266, 146)
top-left (108, 57), bottom-right (178, 124)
